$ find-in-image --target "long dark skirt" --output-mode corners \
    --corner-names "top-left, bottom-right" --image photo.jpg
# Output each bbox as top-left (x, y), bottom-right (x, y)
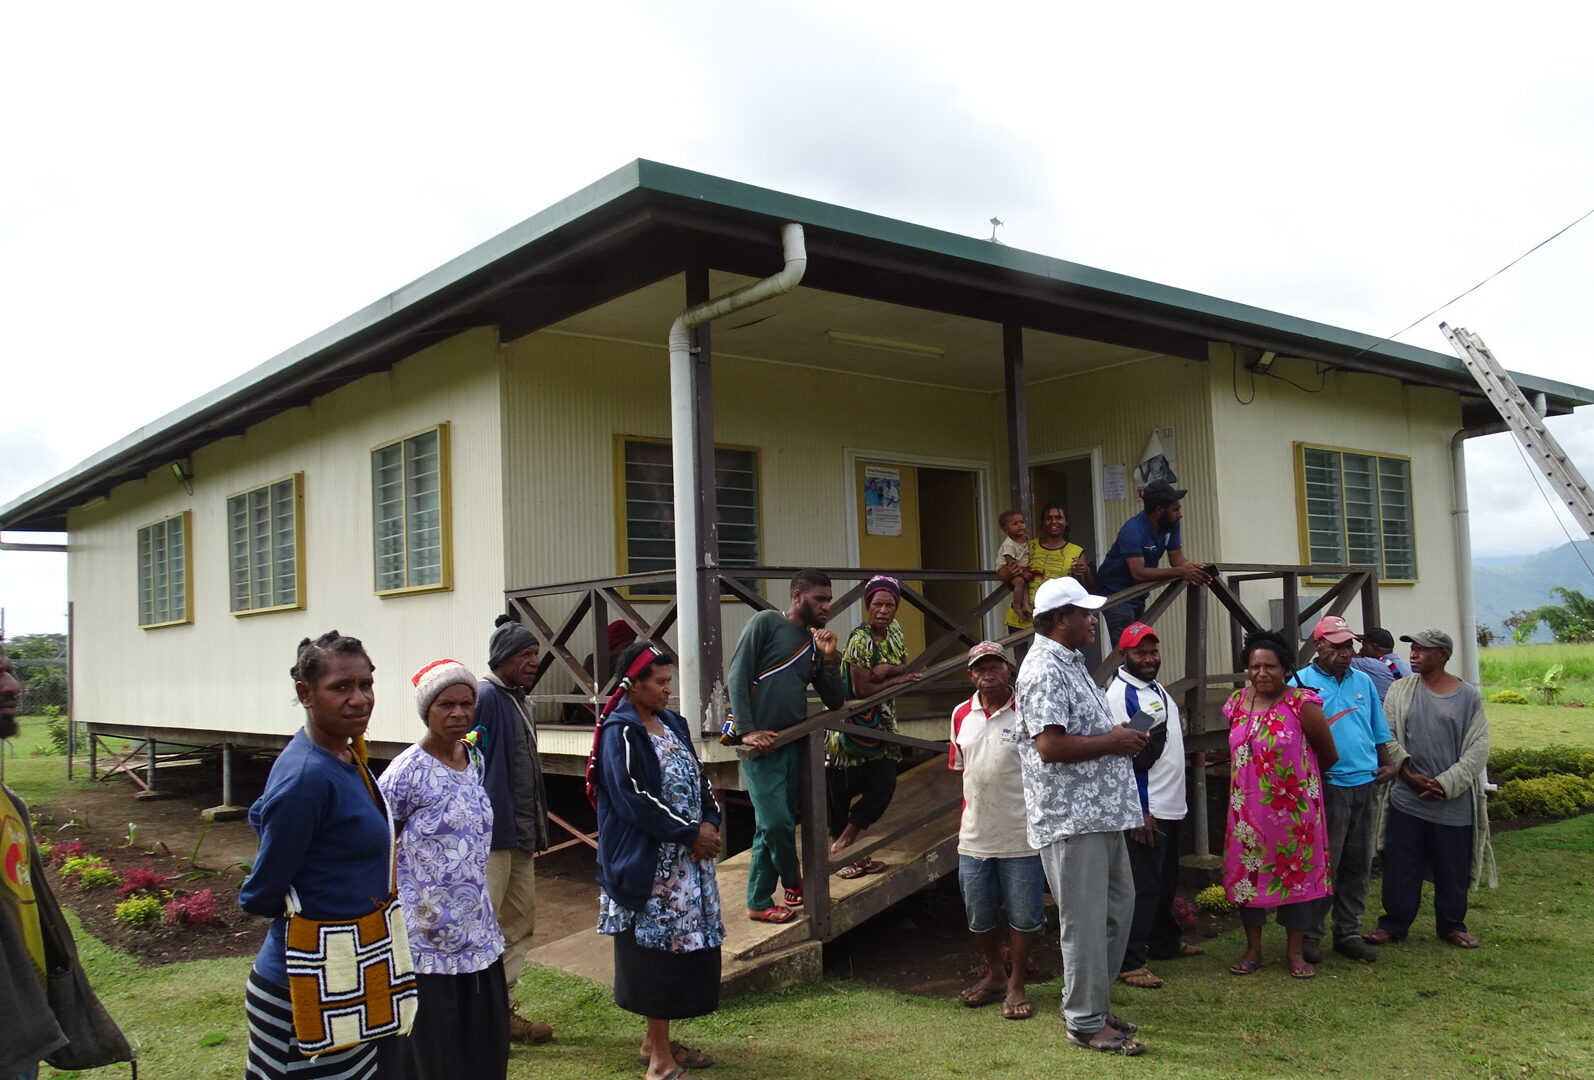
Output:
top-left (410, 960), bottom-right (509, 1080)
top-left (612, 928), bottom-right (721, 1019)
top-left (244, 969), bottom-right (382, 1079)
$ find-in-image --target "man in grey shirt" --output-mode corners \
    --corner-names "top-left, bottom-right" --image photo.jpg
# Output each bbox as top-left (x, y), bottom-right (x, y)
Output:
top-left (1366, 629), bottom-right (1493, 949)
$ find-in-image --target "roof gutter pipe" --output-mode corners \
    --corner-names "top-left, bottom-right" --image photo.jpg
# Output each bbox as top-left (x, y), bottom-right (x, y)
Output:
top-left (668, 224), bottom-right (807, 727)
top-left (1451, 422), bottom-right (1507, 686)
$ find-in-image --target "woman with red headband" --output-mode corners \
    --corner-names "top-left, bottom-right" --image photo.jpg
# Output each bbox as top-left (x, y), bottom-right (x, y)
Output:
top-left (593, 641), bottom-right (724, 1080)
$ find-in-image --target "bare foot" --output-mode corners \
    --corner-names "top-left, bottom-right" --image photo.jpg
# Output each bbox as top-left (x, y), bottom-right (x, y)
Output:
top-left (830, 824), bottom-right (860, 853)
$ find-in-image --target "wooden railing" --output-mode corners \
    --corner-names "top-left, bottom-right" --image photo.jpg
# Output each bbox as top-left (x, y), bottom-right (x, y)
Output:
top-left (503, 566), bottom-right (1009, 723)
top-left (504, 561), bottom-right (1382, 940)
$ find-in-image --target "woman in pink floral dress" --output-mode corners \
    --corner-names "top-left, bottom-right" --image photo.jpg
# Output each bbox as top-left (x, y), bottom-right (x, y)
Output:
top-left (1224, 630), bottom-right (1339, 979)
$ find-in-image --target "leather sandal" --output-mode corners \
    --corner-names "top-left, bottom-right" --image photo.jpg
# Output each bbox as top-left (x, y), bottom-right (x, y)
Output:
top-left (1441, 930), bottom-right (1480, 949)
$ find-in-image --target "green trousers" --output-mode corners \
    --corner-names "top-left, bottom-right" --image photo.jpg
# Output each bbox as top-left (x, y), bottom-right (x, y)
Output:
top-left (743, 742), bottom-right (803, 910)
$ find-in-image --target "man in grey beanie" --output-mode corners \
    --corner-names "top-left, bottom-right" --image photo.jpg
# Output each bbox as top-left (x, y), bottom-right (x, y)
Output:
top-left (478, 615), bottom-right (553, 1043)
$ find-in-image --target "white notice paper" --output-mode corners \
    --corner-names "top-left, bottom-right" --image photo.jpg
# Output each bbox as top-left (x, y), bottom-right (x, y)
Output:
top-left (1102, 464), bottom-right (1127, 502)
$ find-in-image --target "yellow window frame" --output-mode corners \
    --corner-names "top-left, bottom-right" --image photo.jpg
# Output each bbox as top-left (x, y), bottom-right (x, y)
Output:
top-left (1293, 441), bottom-right (1418, 586)
top-left (227, 472), bottom-right (308, 617)
top-left (136, 509), bottom-right (194, 628)
top-left (372, 422), bottom-right (454, 598)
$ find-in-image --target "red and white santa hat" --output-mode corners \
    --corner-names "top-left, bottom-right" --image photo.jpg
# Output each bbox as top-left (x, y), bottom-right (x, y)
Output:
top-left (410, 658), bottom-right (477, 720)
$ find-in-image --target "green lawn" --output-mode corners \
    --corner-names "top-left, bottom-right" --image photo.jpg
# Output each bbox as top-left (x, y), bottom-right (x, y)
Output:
top-left (38, 814), bottom-right (1594, 1080)
top-left (1481, 642), bottom-right (1594, 704)
top-left (13, 714), bottom-right (1594, 1080)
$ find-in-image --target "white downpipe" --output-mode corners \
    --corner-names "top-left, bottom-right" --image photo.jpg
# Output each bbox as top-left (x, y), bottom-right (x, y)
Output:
top-left (669, 224), bottom-right (807, 726)
top-left (1451, 422), bottom-right (1506, 685)
top-left (1451, 429), bottom-right (1480, 686)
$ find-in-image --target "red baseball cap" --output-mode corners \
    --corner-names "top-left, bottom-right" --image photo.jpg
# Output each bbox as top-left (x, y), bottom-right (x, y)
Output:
top-left (1312, 615), bottom-right (1357, 644)
top-left (1118, 622), bottom-right (1159, 649)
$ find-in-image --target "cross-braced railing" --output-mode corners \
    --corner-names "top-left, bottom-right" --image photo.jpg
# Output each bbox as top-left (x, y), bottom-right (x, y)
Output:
top-left (503, 561), bottom-right (1382, 941)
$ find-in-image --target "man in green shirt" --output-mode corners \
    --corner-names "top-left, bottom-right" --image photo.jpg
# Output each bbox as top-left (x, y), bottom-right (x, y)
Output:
top-left (729, 569), bottom-right (847, 921)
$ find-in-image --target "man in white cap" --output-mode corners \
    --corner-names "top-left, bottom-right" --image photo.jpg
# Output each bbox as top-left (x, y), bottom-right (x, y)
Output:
top-left (1294, 615), bottom-right (1395, 965)
top-left (950, 641), bottom-right (1043, 1020)
top-left (1014, 577), bottom-right (1148, 1055)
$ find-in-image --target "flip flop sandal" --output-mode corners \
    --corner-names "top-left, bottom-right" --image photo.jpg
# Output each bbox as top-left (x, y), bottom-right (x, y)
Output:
top-left (959, 984), bottom-right (1002, 1008)
top-left (747, 905), bottom-right (796, 924)
top-left (653, 1067), bottom-right (706, 1080)
top-left (1229, 958), bottom-right (1264, 976)
top-left (1002, 999), bottom-right (1035, 1020)
top-left (639, 1042), bottom-right (714, 1068)
top-left (1289, 961), bottom-right (1317, 980)
top-left (783, 886), bottom-right (804, 907)
top-left (1066, 1030), bottom-right (1146, 1056)
top-left (861, 857), bottom-right (887, 874)
top-left (1175, 942), bottom-right (1206, 957)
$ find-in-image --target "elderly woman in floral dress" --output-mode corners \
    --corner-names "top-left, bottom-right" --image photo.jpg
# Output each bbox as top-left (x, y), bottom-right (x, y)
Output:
top-left (378, 659), bottom-right (508, 1079)
top-left (1223, 630), bottom-right (1338, 980)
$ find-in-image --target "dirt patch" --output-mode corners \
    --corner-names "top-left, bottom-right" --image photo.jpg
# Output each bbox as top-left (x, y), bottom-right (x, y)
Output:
top-left (28, 751), bottom-right (607, 966)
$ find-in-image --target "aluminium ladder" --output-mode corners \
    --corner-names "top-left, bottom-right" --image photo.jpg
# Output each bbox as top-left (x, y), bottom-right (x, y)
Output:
top-left (1441, 322), bottom-right (1594, 543)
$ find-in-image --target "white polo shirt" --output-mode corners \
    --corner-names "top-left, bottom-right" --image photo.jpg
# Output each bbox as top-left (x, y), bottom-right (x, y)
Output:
top-left (1103, 667), bottom-right (1188, 821)
top-left (949, 692), bottom-right (1036, 859)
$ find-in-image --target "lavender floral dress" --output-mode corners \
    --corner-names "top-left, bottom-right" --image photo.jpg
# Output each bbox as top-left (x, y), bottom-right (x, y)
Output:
top-left (378, 742), bottom-right (505, 974)
top-left (598, 725), bottom-right (725, 953)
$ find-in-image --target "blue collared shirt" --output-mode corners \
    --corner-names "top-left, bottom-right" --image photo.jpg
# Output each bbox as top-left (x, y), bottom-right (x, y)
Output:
top-left (1294, 662), bottom-right (1391, 787)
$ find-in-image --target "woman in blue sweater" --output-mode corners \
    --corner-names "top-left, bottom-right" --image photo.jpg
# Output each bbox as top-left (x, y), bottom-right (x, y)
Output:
top-left (239, 631), bottom-right (410, 1079)
top-left (594, 641), bottom-right (724, 1080)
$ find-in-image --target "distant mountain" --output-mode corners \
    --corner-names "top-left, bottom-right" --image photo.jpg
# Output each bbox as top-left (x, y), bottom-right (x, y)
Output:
top-left (1473, 540), bottom-right (1594, 643)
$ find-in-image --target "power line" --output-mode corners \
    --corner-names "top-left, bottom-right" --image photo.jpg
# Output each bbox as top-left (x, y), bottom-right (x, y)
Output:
top-left (1328, 205), bottom-right (1594, 373)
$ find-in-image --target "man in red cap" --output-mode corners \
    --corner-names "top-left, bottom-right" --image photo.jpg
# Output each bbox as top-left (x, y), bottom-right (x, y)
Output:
top-left (1103, 623), bottom-right (1202, 990)
top-left (1294, 615), bottom-right (1395, 965)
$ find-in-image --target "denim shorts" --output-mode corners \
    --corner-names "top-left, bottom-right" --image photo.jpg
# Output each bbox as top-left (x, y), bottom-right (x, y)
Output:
top-left (958, 853), bottom-right (1047, 933)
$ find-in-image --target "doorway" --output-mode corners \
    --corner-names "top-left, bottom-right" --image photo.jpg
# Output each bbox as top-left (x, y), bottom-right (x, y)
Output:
top-left (1028, 452), bottom-right (1104, 664)
top-left (850, 454), bottom-right (990, 655)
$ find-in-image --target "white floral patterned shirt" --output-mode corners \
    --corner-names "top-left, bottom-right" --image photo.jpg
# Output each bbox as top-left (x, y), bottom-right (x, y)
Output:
top-left (378, 742), bottom-right (505, 975)
top-left (1013, 633), bottom-right (1142, 846)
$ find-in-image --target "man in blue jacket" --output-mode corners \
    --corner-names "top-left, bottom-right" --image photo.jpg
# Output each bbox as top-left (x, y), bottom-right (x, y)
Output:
top-left (477, 615), bottom-right (553, 1043)
top-left (1295, 615), bottom-right (1396, 966)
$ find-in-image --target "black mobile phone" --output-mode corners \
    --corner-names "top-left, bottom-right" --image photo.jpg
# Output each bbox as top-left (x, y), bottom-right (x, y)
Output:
top-left (1128, 709), bottom-right (1159, 733)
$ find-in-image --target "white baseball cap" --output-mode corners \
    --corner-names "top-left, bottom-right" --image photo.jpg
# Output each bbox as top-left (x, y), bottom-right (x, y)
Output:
top-left (1033, 576), bottom-right (1108, 616)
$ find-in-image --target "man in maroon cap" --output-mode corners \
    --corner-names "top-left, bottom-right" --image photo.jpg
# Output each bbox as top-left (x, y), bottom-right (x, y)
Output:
top-left (1294, 615), bottom-right (1395, 965)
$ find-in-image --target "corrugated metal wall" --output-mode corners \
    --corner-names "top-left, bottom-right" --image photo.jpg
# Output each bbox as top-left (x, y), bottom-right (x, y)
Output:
top-left (66, 328), bottom-right (506, 747)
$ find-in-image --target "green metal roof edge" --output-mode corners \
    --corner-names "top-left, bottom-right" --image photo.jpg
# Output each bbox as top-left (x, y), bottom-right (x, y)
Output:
top-left (4, 157), bottom-right (1590, 529)
top-left (631, 160), bottom-right (1594, 403)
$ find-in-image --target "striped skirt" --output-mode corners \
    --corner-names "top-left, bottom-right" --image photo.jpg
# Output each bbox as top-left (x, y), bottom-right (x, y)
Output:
top-left (244, 969), bottom-right (387, 1080)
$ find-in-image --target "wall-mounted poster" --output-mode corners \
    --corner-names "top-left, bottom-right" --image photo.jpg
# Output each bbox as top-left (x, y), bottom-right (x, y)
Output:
top-left (864, 465), bottom-right (903, 536)
top-left (1135, 427), bottom-right (1177, 496)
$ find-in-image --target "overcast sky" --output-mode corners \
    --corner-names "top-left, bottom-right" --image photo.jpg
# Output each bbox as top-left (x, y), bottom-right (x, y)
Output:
top-left (3, 2), bottom-right (1591, 634)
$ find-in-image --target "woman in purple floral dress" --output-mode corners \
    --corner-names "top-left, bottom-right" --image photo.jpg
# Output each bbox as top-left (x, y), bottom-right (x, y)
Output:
top-left (379, 659), bottom-right (508, 1079)
top-left (1224, 631), bottom-right (1338, 979)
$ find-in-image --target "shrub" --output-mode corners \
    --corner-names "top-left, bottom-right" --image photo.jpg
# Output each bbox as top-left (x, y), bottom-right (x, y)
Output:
top-left (118, 865), bottom-right (173, 898)
top-left (43, 709), bottom-right (76, 756)
top-left (1491, 774), bottom-right (1594, 820)
top-left (59, 854), bottom-right (106, 885)
top-left (47, 839), bottom-right (85, 867)
top-left (34, 835), bottom-right (52, 862)
top-left (114, 895), bottom-right (165, 926)
top-left (1195, 885), bottom-right (1234, 913)
top-left (1488, 689), bottom-right (1529, 705)
top-left (165, 888), bottom-right (218, 926)
top-left (76, 865), bottom-right (121, 891)
top-left (1489, 745), bottom-right (1594, 783)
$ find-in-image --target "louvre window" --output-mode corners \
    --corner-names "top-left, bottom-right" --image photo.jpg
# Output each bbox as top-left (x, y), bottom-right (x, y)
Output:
top-left (228, 475), bottom-right (303, 614)
top-left (137, 512), bottom-right (191, 627)
top-left (620, 438), bottom-right (760, 597)
top-left (1299, 445), bottom-right (1415, 581)
top-left (372, 425), bottom-right (451, 594)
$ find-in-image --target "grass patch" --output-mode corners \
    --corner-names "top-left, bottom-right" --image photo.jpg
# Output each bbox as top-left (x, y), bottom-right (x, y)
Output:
top-left (33, 818), bottom-right (1594, 1079)
top-left (1481, 643), bottom-right (1594, 703)
top-left (1486, 703), bottom-right (1594, 751)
